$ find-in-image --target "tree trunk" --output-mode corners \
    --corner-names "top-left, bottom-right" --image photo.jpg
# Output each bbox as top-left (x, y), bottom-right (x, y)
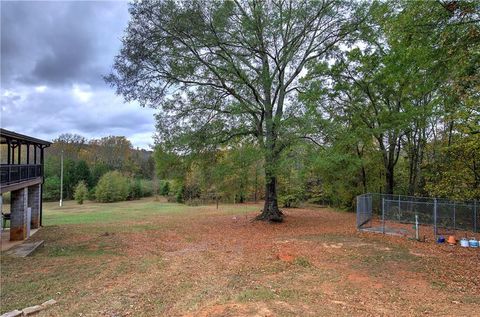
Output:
top-left (256, 145), bottom-right (283, 222)
top-left (356, 144), bottom-right (367, 192)
top-left (256, 174), bottom-right (283, 222)
top-left (361, 166), bottom-right (367, 193)
top-left (378, 133), bottom-right (400, 196)
top-left (407, 140), bottom-right (417, 196)
top-left (385, 165), bottom-right (394, 195)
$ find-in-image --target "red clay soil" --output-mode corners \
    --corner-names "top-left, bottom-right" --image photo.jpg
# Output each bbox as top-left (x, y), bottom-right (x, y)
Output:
top-left (113, 206), bottom-right (480, 316)
top-left (2, 203), bottom-right (480, 316)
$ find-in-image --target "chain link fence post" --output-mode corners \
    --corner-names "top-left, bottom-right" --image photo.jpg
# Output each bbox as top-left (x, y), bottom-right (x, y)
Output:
top-left (382, 198), bottom-right (385, 234)
top-left (433, 198), bottom-right (437, 240)
top-left (356, 195), bottom-right (360, 229)
top-left (474, 200), bottom-right (477, 233)
top-left (398, 195), bottom-right (401, 219)
top-left (453, 201), bottom-right (456, 232)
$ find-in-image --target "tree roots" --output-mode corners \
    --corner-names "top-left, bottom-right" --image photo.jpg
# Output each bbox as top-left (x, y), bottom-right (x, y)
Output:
top-left (255, 208), bottom-right (284, 222)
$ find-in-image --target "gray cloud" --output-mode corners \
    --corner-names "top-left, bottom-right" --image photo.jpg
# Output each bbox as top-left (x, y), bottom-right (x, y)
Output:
top-left (0, 1), bottom-right (156, 149)
top-left (1, 85), bottom-right (156, 147)
top-left (2, 1), bottom-right (126, 87)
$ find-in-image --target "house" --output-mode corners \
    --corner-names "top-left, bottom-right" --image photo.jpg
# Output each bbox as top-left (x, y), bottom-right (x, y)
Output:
top-left (0, 128), bottom-right (51, 240)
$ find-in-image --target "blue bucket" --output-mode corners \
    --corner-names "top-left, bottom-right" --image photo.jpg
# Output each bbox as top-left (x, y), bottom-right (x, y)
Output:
top-left (468, 239), bottom-right (479, 248)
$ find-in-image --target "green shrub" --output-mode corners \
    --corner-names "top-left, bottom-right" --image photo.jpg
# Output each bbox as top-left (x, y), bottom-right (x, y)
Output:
top-left (279, 193), bottom-right (301, 208)
top-left (158, 180), bottom-right (166, 194)
top-left (74, 181), bottom-right (88, 204)
top-left (176, 185), bottom-right (185, 203)
top-left (168, 182), bottom-right (201, 204)
top-left (43, 176), bottom-right (61, 201)
top-left (160, 181), bottom-right (170, 196)
top-left (140, 179), bottom-right (153, 197)
top-left (128, 179), bottom-right (143, 200)
top-left (95, 171), bottom-right (129, 203)
top-left (87, 188), bottom-right (96, 201)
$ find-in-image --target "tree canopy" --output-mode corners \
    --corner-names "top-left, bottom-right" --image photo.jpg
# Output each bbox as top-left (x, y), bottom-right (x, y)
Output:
top-left (107, 0), bottom-right (480, 217)
top-left (107, 0), bottom-right (362, 221)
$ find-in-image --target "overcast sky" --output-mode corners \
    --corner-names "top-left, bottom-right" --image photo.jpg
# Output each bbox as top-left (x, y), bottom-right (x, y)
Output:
top-left (1, 0), bottom-right (156, 149)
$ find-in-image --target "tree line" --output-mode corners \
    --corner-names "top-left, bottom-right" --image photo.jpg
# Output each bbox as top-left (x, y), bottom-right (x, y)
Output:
top-left (43, 134), bottom-right (155, 202)
top-left (107, 0), bottom-right (479, 219)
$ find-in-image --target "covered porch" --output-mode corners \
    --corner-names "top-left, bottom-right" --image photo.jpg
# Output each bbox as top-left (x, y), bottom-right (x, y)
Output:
top-left (0, 128), bottom-right (51, 242)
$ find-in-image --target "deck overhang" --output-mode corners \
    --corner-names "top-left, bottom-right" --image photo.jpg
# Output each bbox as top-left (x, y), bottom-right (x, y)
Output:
top-left (1, 128), bottom-right (51, 241)
top-left (1, 177), bottom-right (43, 194)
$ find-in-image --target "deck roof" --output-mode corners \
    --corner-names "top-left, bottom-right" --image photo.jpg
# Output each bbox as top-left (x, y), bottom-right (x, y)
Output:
top-left (0, 128), bottom-right (51, 146)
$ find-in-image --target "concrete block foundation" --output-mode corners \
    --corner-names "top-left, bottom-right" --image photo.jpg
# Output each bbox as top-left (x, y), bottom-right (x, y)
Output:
top-left (10, 188), bottom-right (28, 241)
top-left (28, 184), bottom-right (41, 229)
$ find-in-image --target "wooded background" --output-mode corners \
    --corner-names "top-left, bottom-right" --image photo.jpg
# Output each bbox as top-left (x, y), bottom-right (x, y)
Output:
top-left (40, 1), bottom-right (480, 211)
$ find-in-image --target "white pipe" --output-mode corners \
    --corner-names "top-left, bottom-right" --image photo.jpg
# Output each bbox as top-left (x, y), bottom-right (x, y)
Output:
top-left (415, 214), bottom-right (419, 240)
top-left (60, 150), bottom-right (64, 207)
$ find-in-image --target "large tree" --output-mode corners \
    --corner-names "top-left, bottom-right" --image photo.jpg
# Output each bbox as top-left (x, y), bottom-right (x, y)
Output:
top-left (300, 0), bottom-right (479, 200)
top-left (106, 0), bottom-right (358, 221)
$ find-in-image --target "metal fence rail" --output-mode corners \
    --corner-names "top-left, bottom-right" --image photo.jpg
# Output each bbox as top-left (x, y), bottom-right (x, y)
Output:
top-left (356, 193), bottom-right (479, 239)
top-left (0, 164), bottom-right (42, 185)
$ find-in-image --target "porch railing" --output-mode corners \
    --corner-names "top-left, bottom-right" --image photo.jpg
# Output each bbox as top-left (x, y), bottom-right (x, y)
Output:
top-left (0, 164), bottom-right (42, 185)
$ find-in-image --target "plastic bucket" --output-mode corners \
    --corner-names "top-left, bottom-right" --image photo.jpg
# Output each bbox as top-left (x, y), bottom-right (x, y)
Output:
top-left (468, 239), bottom-right (479, 248)
top-left (460, 239), bottom-right (469, 247)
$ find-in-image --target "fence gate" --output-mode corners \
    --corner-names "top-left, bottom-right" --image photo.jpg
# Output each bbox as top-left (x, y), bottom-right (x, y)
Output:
top-left (356, 194), bottom-right (372, 229)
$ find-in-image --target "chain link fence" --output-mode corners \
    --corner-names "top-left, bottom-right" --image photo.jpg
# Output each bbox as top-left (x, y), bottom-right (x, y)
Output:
top-left (356, 193), bottom-right (479, 240)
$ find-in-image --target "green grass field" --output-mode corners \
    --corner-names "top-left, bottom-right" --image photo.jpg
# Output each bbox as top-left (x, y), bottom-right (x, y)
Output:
top-left (42, 198), bottom-right (258, 226)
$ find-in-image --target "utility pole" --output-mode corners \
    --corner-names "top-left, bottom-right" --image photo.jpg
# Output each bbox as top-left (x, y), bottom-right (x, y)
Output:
top-left (60, 150), bottom-right (64, 207)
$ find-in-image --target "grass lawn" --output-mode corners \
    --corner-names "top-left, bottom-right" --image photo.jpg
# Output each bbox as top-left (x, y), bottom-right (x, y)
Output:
top-left (1, 197), bottom-right (479, 316)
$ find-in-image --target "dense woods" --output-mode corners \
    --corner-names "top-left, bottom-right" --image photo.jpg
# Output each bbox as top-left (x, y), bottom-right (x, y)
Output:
top-left (106, 0), bottom-right (479, 217)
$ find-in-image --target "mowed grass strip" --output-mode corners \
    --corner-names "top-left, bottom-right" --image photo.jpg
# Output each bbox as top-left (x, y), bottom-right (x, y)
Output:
top-left (42, 197), bottom-right (259, 225)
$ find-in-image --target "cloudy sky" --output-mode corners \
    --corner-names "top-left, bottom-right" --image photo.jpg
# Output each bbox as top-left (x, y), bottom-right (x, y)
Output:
top-left (1, 0), bottom-right (156, 149)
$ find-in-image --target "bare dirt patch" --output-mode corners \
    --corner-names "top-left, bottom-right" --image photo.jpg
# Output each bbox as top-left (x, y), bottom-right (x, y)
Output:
top-left (1, 199), bottom-right (479, 316)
